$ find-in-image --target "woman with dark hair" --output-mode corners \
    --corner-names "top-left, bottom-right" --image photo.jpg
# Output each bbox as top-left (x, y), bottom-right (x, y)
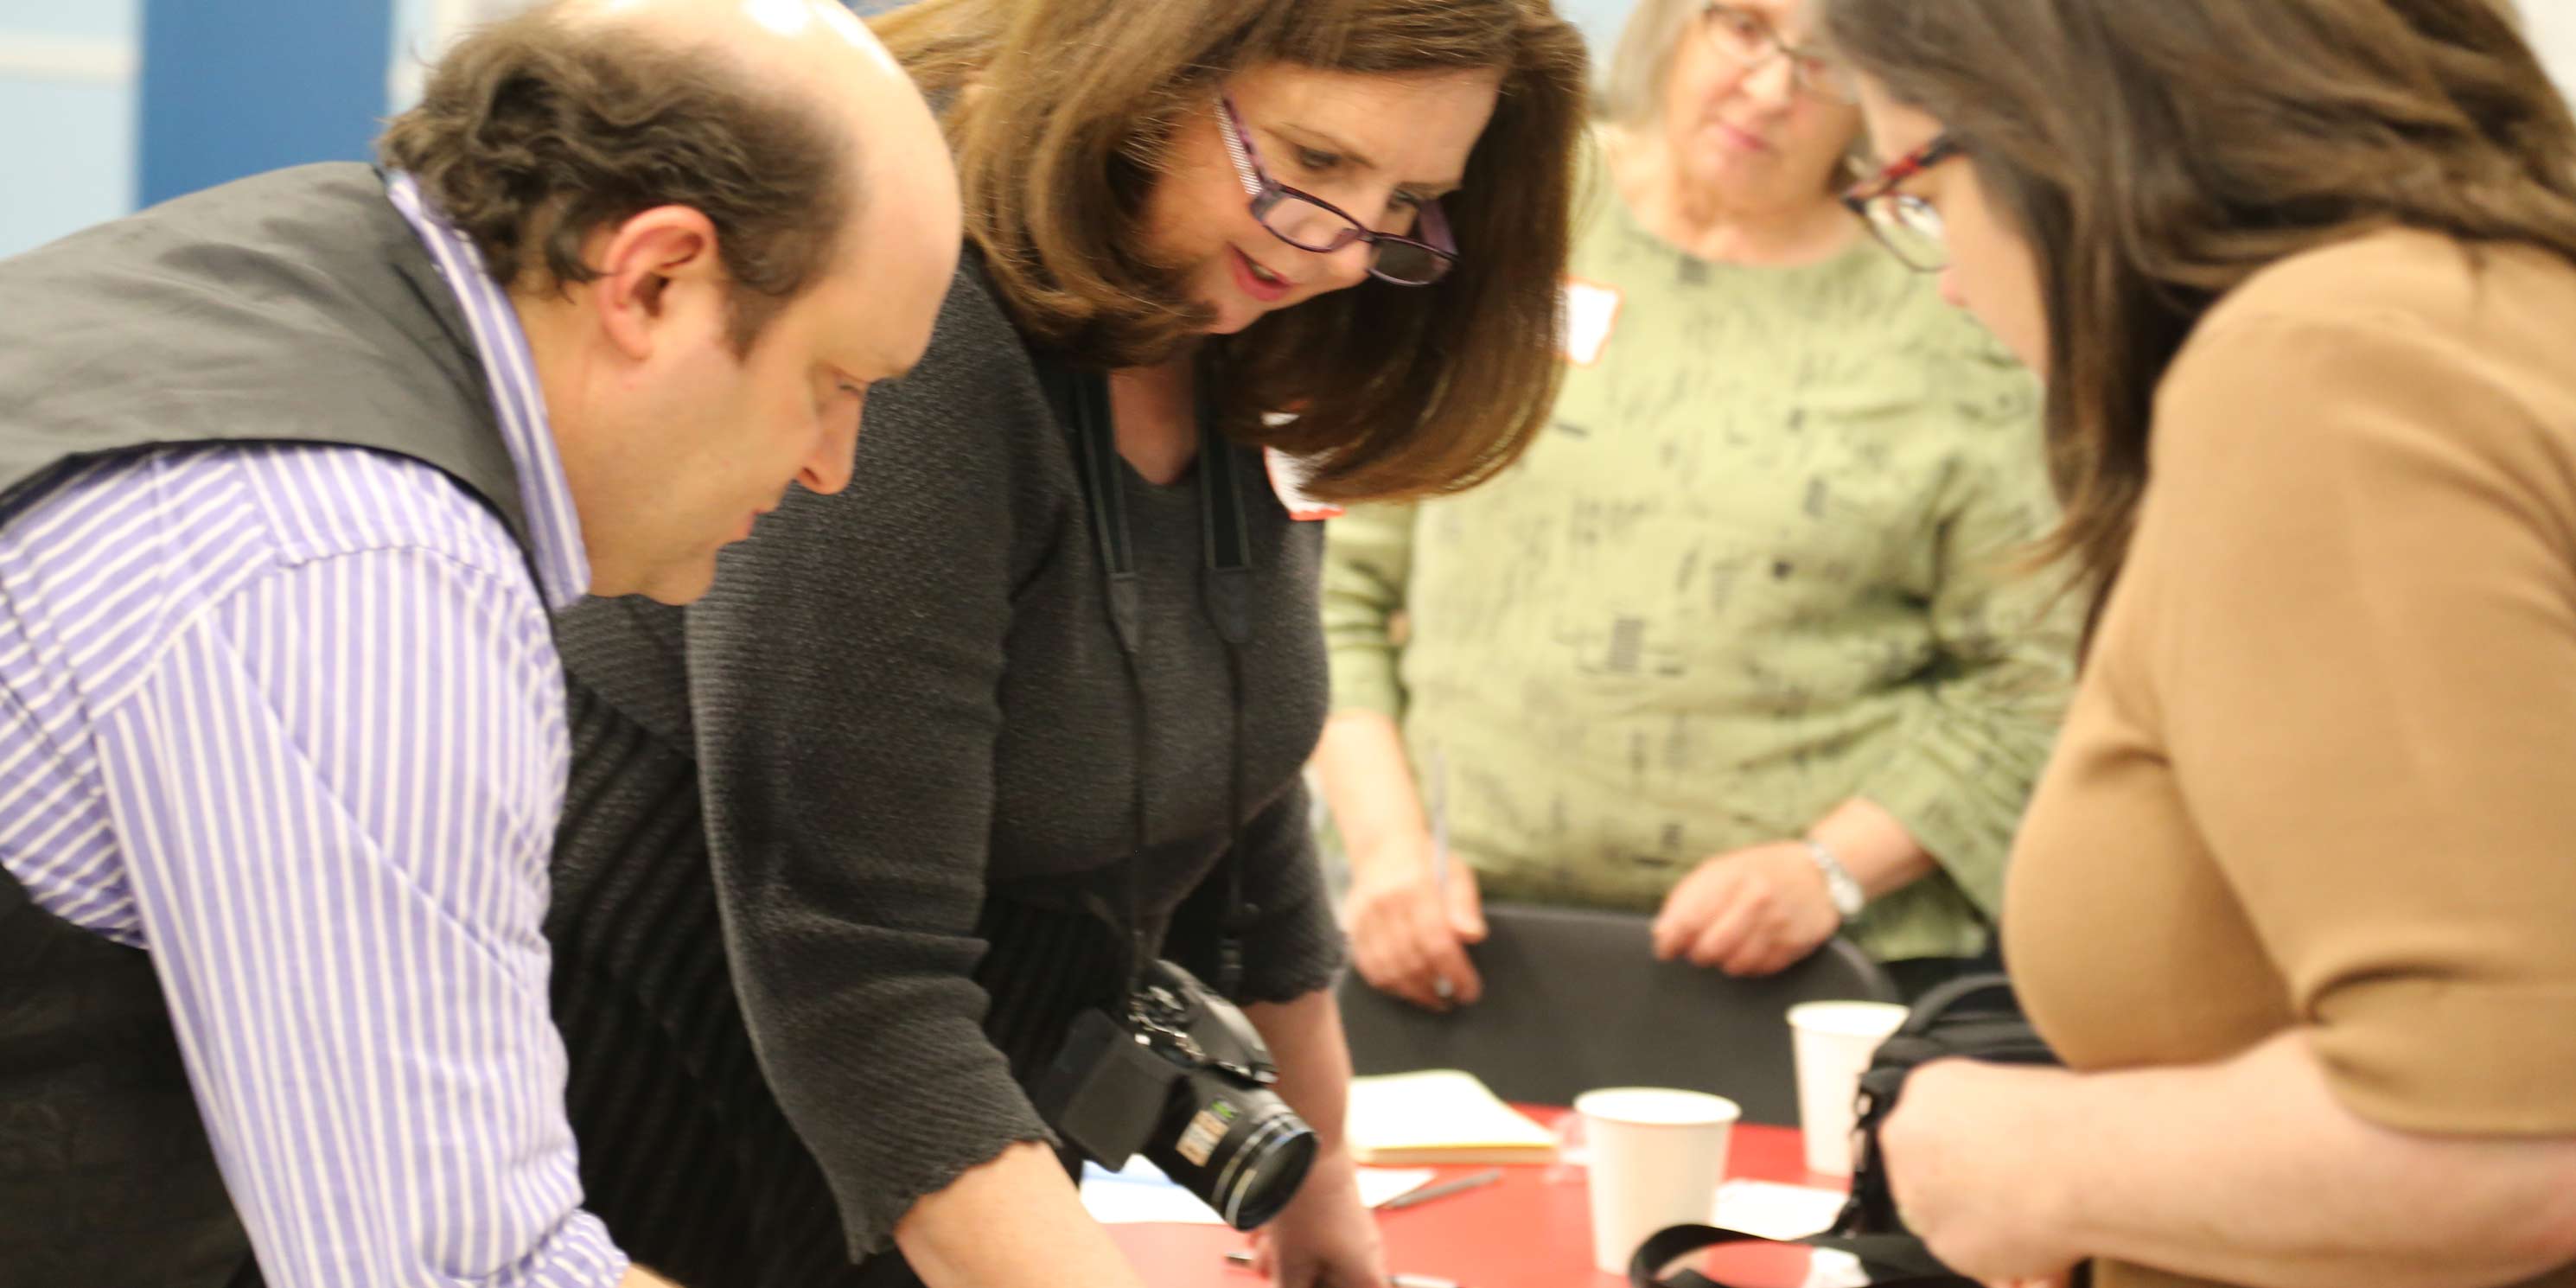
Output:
top-left (538, 3), bottom-right (1589, 1288)
top-left (1819, 1), bottom-right (2576, 1285)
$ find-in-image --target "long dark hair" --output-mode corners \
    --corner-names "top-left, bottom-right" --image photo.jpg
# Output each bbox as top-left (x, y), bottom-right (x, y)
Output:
top-left (872, 0), bottom-right (1590, 502)
top-left (1820, 0), bottom-right (2576, 627)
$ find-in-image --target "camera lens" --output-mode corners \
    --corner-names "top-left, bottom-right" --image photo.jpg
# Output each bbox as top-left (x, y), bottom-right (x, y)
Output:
top-left (1144, 1074), bottom-right (1317, 1230)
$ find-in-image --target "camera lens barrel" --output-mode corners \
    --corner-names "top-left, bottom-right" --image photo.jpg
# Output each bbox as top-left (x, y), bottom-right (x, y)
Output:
top-left (1143, 1074), bottom-right (1317, 1230)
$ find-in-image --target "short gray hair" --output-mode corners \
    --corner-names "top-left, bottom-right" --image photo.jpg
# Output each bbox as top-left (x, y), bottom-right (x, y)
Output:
top-left (1593, 0), bottom-right (1864, 191)
top-left (1595, 0), bottom-right (1709, 125)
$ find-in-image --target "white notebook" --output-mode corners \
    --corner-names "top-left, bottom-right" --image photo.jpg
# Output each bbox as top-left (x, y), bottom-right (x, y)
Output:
top-left (1345, 1069), bottom-right (1559, 1165)
top-left (1079, 1158), bottom-right (1438, 1224)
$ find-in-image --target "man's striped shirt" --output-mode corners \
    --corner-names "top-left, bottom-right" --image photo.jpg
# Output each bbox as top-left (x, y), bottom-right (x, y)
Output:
top-left (0, 173), bottom-right (627, 1287)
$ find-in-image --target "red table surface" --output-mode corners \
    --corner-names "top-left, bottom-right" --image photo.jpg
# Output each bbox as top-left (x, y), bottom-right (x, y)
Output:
top-left (1108, 1108), bottom-right (1846, 1288)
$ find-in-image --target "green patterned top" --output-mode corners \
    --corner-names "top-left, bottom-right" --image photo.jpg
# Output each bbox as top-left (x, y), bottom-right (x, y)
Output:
top-left (1321, 158), bottom-right (2075, 962)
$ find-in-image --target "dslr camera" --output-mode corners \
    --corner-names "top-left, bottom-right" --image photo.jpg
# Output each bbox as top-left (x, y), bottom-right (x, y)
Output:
top-left (1030, 960), bottom-right (1317, 1229)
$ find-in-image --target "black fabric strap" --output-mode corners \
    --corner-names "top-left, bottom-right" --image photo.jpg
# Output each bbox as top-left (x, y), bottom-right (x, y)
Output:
top-left (1195, 404), bottom-right (1255, 996)
top-left (1042, 360), bottom-right (1157, 986)
top-left (1627, 1222), bottom-right (1972, 1288)
top-left (1065, 368), bottom-right (1145, 652)
top-left (1039, 356), bottom-right (1259, 998)
top-left (1197, 425), bottom-right (1253, 641)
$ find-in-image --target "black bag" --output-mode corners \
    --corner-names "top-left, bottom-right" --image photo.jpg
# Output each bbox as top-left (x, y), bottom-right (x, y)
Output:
top-left (1627, 974), bottom-right (2074, 1288)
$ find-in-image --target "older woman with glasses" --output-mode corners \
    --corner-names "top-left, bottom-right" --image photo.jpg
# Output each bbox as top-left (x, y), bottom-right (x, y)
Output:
top-left (530, 2), bottom-right (1590, 1288)
top-left (1317, 0), bottom-right (2075, 1014)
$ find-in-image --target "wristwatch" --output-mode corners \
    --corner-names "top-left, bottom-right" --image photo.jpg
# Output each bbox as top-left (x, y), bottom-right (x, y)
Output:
top-left (1800, 838), bottom-right (1867, 921)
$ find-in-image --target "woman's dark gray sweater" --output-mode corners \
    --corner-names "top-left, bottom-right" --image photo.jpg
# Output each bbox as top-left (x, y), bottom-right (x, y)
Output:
top-left (542, 259), bottom-right (1347, 1286)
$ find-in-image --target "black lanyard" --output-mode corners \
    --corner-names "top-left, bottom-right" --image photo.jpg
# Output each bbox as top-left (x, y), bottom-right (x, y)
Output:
top-left (1037, 356), bottom-right (1256, 997)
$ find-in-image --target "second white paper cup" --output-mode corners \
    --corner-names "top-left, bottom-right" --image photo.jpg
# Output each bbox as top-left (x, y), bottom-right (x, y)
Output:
top-left (1786, 1000), bottom-right (1910, 1176)
top-left (1574, 1087), bottom-right (1742, 1275)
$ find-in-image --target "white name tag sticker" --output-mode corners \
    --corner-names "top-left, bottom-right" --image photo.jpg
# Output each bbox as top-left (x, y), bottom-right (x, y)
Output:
top-left (1266, 448), bottom-right (1344, 521)
top-left (1561, 277), bottom-right (1623, 367)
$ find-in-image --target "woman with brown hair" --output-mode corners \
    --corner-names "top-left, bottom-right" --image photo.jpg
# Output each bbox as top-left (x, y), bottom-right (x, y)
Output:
top-left (538, 3), bottom-right (1586, 1288)
top-left (1818, 1), bottom-right (2576, 1285)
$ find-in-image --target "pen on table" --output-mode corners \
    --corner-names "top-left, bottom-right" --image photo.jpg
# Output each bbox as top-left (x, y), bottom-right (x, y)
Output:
top-left (1222, 1250), bottom-right (1459, 1288)
top-left (1380, 1167), bottom-right (1501, 1210)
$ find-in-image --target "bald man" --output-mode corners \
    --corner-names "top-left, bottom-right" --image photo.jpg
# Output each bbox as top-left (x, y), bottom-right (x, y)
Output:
top-left (0, 3), bottom-right (957, 1286)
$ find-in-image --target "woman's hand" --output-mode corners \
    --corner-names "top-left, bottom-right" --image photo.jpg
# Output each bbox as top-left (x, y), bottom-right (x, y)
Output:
top-left (1649, 842), bottom-right (1842, 975)
top-left (1245, 1147), bottom-right (1389, 1288)
top-left (1342, 835), bottom-right (1486, 1011)
top-left (1878, 1058), bottom-right (2086, 1284)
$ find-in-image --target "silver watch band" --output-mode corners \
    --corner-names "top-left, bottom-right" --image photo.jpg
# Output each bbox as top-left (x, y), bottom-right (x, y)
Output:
top-left (1800, 837), bottom-right (1867, 921)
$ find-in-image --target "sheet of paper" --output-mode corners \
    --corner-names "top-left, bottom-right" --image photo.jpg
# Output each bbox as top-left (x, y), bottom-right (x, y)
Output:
top-left (1710, 1179), bottom-right (1846, 1241)
top-left (1800, 1249), bottom-right (1870, 1288)
top-left (1079, 1158), bottom-right (1438, 1225)
top-left (1081, 1158), bottom-right (1220, 1226)
top-left (1355, 1166), bottom-right (1437, 1208)
top-left (1345, 1069), bottom-right (1559, 1163)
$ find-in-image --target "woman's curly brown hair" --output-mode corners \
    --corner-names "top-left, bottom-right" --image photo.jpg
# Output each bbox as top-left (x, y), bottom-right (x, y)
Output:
top-left (379, 4), bottom-right (860, 353)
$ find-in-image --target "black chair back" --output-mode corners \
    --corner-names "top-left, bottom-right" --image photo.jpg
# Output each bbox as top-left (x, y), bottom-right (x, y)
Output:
top-left (1336, 902), bottom-right (1899, 1123)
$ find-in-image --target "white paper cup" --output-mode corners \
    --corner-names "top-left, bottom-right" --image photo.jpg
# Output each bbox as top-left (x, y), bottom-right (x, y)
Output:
top-left (1574, 1087), bottom-right (1742, 1275)
top-left (1786, 1000), bottom-right (1910, 1176)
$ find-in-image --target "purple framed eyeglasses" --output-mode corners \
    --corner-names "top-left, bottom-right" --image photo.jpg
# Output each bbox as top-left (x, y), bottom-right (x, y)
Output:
top-left (1214, 95), bottom-right (1458, 287)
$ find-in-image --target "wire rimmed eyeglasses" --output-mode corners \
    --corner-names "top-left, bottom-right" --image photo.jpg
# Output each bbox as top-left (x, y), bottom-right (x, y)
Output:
top-left (1699, 2), bottom-right (1859, 105)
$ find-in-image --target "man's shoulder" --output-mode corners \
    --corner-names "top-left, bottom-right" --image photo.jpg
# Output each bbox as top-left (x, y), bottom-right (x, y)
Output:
top-left (0, 443), bottom-right (541, 733)
top-left (238, 443), bottom-right (536, 585)
top-left (10, 443), bottom-right (532, 603)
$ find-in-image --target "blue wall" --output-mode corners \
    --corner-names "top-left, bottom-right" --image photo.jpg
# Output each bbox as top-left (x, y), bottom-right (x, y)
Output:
top-left (138, 0), bottom-right (392, 206)
top-left (0, 0), bottom-right (139, 258)
top-left (7, 0), bottom-right (2575, 262)
top-left (1554, 0), bottom-right (1633, 59)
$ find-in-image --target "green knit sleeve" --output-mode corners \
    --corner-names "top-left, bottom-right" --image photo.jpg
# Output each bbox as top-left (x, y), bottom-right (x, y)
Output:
top-left (1319, 501), bottom-right (1418, 719)
top-left (1854, 348), bottom-right (2080, 920)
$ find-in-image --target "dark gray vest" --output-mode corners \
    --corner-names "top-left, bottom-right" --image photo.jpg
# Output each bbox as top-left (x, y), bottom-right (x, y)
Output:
top-left (0, 163), bottom-right (537, 1288)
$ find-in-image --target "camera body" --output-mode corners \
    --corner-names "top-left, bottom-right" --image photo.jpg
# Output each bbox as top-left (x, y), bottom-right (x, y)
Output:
top-left (1031, 960), bottom-right (1317, 1230)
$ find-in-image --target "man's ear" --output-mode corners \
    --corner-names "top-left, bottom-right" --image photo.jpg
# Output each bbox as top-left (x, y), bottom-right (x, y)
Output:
top-left (586, 206), bottom-right (727, 361)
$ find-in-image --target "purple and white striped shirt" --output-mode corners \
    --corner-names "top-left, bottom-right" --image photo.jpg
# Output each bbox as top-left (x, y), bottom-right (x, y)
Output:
top-left (0, 175), bottom-right (628, 1287)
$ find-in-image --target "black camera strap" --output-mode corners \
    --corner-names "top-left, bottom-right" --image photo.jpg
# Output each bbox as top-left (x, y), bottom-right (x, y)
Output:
top-left (1040, 354), bottom-right (1256, 999)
